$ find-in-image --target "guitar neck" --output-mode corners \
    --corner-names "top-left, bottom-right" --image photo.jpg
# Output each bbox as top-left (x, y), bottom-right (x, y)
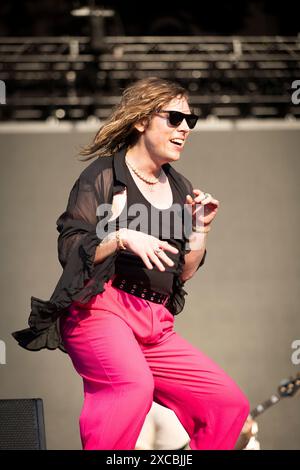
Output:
top-left (250, 394), bottom-right (281, 419)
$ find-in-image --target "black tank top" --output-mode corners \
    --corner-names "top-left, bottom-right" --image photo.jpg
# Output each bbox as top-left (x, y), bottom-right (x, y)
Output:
top-left (114, 164), bottom-right (184, 294)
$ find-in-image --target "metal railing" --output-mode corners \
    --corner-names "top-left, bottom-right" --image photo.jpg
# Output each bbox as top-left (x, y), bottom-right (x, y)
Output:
top-left (0, 36), bottom-right (299, 120)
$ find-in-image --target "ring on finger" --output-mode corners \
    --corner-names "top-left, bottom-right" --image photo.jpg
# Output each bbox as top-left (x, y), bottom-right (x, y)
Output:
top-left (154, 247), bottom-right (163, 254)
top-left (201, 192), bottom-right (210, 201)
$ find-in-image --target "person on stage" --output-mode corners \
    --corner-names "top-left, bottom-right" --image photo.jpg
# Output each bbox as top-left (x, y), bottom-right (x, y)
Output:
top-left (12, 77), bottom-right (250, 450)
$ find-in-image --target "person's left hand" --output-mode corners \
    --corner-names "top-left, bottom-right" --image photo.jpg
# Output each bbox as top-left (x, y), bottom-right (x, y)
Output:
top-left (186, 189), bottom-right (220, 227)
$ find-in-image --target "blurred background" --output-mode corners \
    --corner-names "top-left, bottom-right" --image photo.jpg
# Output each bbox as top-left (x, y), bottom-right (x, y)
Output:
top-left (0, 0), bottom-right (299, 451)
top-left (0, 0), bottom-right (300, 121)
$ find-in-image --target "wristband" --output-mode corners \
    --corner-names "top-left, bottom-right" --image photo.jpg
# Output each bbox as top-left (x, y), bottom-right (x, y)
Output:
top-left (116, 230), bottom-right (127, 250)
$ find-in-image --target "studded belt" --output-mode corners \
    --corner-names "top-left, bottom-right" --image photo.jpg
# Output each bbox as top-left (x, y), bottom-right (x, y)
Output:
top-left (111, 275), bottom-right (170, 305)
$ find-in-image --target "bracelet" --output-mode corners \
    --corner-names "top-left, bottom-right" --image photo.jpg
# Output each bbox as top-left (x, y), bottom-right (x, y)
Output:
top-left (115, 230), bottom-right (127, 250)
top-left (192, 224), bottom-right (211, 233)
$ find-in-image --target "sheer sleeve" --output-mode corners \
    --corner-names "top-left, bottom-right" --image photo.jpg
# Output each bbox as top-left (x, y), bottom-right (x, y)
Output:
top-left (56, 176), bottom-right (100, 271)
top-left (12, 165), bottom-right (116, 352)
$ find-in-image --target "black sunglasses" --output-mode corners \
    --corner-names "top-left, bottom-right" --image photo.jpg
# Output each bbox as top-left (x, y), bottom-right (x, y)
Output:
top-left (156, 110), bottom-right (199, 129)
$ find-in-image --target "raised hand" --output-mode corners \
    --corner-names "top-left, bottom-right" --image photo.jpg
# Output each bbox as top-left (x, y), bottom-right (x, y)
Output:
top-left (186, 189), bottom-right (220, 228)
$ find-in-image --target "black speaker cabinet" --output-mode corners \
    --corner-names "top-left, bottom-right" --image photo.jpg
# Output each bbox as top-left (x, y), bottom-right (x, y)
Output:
top-left (0, 398), bottom-right (46, 449)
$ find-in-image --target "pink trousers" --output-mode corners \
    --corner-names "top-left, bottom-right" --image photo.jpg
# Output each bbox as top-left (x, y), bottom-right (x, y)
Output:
top-left (60, 278), bottom-right (249, 450)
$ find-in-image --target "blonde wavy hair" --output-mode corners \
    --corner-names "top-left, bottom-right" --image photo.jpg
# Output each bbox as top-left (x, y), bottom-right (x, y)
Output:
top-left (79, 76), bottom-right (189, 160)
